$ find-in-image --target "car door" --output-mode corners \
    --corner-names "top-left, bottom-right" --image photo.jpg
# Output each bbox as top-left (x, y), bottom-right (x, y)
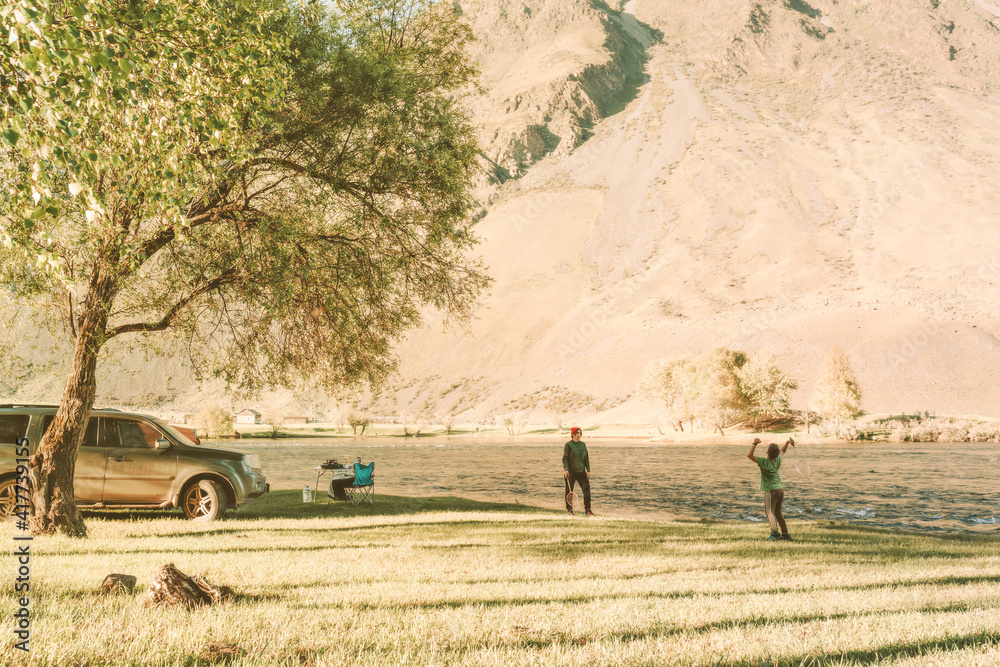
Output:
top-left (40, 415), bottom-right (105, 503)
top-left (100, 417), bottom-right (177, 504)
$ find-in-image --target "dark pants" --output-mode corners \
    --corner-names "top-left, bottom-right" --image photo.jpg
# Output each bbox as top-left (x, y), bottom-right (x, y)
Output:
top-left (764, 489), bottom-right (788, 535)
top-left (330, 479), bottom-right (350, 500)
top-left (565, 471), bottom-right (591, 511)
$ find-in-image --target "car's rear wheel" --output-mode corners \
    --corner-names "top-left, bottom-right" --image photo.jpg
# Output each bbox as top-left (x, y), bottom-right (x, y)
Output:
top-left (181, 480), bottom-right (228, 521)
top-left (0, 477), bottom-right (19, 517)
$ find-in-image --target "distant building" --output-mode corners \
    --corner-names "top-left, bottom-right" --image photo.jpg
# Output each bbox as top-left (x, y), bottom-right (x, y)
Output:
top-left (235, 409), bottom-right (261, 424)
top-left (182, 414), bottom-right (196, 425)
top-left (285, 416), bottom-right (309, 424)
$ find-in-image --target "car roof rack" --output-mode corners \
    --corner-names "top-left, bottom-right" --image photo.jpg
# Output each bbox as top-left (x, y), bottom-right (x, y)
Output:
top-left (0, 404), bottom-right (122, 411)
top-left (0, 404), bottom-right (61, 408)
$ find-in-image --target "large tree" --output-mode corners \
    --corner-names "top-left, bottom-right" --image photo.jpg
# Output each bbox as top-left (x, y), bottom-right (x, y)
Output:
top-left (810, 345), bottom-right (863, 422)
top-left (687, 347), bottom-right (748, 436)
top-left (640, 347), bottom-right (803, 435)
top-left (737, 350), bottom-right (798, 431)
top-left (0, 0), bottom-right (488, 536)
top-left (638, 348), bottom-right (749, 435)
top-left (637, 357), bottom-right (690, 431)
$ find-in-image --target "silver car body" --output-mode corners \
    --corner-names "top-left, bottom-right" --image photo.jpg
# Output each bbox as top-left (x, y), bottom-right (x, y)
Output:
top-left (0, 406), bottom-right (267, 513)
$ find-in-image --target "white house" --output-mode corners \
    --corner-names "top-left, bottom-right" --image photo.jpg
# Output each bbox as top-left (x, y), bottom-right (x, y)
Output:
top-left (235, 409), bottom-right (262, 424)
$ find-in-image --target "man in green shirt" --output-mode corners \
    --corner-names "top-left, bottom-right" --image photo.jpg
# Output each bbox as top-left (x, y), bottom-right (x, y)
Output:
top-left (747, 437), bottom-right (795, 540)
top-left (563, 427), bottom-right (593, 516)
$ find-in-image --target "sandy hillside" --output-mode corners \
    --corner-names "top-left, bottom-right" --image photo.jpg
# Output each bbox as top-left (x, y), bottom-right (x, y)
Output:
top-left (370, 0), bottom-right (1000, 422)
top-left (5, 0), bottom-right (1000, 422)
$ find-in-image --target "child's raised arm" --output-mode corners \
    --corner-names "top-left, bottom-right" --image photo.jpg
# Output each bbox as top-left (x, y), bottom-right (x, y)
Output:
top-left (747, 437), bottom-right (762, 462)
top-left (780, 437), bottom-right (795, 455)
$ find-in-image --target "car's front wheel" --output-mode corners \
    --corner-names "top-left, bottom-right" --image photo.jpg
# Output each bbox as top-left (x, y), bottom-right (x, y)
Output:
top-left (181, 480), bottom-right (228, 521)
top-left (0, 477), bottom-right (19, 517)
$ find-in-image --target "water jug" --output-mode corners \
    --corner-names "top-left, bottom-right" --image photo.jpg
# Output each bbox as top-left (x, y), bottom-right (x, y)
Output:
top-left (303, 485), bottom-right (313, 503)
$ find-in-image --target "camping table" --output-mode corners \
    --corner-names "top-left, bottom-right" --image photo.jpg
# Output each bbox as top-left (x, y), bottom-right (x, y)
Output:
top-left (315, 466), bottom-right (355, 502)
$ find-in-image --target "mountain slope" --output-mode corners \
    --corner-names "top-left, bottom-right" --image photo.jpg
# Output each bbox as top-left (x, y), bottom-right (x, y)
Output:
top-left (6, 0), bottom-right (1000, 422)
top-left (374, 0), bottom-right (1000, 421)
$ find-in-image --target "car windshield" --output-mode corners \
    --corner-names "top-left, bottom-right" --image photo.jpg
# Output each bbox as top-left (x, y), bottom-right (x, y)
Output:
top-left (151, 418), bottom-right (197, 447)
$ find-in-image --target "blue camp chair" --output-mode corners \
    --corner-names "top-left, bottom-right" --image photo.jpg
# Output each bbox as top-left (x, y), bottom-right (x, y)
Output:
top-left (346, 462), bottom-right (375, 506)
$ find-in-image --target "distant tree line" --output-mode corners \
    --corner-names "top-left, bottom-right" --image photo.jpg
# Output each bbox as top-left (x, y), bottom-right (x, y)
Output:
top-left (638, 346), bottom-right (862, 435)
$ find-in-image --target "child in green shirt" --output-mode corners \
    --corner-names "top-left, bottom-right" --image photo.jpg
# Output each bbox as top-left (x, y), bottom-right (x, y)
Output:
top-left (747, 437), bottom-right (795, 540)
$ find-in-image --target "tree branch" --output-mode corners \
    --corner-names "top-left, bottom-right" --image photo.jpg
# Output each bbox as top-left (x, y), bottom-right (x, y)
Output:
top-left (106, 268), bottom-right (238, 339)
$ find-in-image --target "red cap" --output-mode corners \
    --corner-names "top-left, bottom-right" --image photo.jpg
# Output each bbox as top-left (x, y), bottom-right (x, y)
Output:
top-left (571, 427), bottom-right (582, 436)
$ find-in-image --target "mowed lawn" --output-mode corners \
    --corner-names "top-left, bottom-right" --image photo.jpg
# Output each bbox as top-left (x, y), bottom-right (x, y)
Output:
top-left (3, 492), bottom-right (1000, 666)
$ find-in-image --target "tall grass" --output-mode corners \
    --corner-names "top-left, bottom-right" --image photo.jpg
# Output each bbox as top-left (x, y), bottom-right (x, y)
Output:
top-left (3, 492), bottom-right (1000, 666)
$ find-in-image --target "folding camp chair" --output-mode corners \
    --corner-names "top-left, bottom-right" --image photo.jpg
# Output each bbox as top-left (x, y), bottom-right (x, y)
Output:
top-left (346, 462), bottom-right (375, 506)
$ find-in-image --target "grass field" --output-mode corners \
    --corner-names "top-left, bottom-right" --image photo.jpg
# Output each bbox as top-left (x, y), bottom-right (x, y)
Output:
top-left (3, 492), bottom-right (1000, 666)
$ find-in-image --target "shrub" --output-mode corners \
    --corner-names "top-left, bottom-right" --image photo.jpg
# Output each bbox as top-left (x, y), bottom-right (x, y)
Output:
top-left (810, 346), bottom-right (863, 419)
top-left (260, 411), bottom-right (285, 437)
top-left (347, 413), bottom-right (370, 436)
top-left (401, 413), bottom-right (426, 436)
top-left (194, 404), bottom-right (234, 438)
top-left (888, 421), bottom-right (908, 443)
top-left (909, 421), bottom-right (940, 442)
top-left (501, 413), bottom-right (528, 436)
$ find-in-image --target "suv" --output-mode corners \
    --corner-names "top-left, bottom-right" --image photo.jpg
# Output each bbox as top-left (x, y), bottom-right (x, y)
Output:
top-left (0, 405), bottom-right (268, 521)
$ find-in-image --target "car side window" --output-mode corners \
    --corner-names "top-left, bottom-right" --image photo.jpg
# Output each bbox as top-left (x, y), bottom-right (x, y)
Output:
top-left (112, 419), bottom-right (162, 449)
top-left (0, 415), bottom-right (30, 444)
top-left (41, 416), bottom-right (100, 447)
top-left (100, 419), bottom-right (120, 448)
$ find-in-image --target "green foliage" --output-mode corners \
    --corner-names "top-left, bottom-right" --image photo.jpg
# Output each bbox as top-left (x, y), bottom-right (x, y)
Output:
top-left (640, 347), bottom-right (799, 433)
top-left (1, 0), bottom-right (488, 394)
top-left (0, 0), bottom-right (290, 246)
top-left (686, 347), bottom-right (748, 433)
top-left (810, 345), bottom-right (863, 420)
top-left (639, 347), bottom-right (751, 433)
top-left (261, 410), bottom-right (285, 437)
top-left (879, 416), bottom-right (1000, 443)
top-left (737, 350), bottom-right (798, 427)
top-left (347, 412), bottom-right (370, 435)
top-left (193, 402), bottom-right (233, 438)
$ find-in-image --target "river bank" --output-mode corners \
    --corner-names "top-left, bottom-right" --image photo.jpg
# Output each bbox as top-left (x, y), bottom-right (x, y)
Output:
top-left (226, 413), bottom-right (1000, 446)
top-left (210, 440), bottom-right (1000, 535)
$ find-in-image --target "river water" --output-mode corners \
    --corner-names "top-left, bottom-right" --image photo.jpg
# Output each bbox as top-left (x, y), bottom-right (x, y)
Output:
top-left (213, 438), bottom-right (1000, 534)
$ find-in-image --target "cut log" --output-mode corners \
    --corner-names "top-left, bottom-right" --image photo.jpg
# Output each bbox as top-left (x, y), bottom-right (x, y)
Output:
top-left (195, 576), bottom-right (235, 604)
top-left (98, 574), bottom-right (137, 594)
top-left (144, 563), bottom-right (233, 609)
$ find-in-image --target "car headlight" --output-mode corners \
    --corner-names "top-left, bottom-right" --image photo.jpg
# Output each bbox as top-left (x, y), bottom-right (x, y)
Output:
top-left (242, 454), bottom-right (262, 472)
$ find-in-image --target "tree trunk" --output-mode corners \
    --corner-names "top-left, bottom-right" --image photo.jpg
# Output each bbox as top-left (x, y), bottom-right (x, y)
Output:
top-left (144, 563), bottom-right (234, 609)
top-left (676, 421), bottom-right (684, 432)
top-left (717, 425), bottom-right (725, 436)
top-left (27, 264), bottom-right (118, 537)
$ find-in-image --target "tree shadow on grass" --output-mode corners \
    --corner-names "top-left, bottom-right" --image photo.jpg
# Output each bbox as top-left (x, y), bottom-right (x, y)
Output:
top-left (727, 630), bottom-right (1000, 667)
top-left (81, 491), bottom-right (556, 523)
top-left (234, 491), bottom-right (555, 520)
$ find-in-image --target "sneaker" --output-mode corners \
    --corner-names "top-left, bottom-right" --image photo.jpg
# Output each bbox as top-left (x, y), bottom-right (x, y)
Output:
top-left (781, 534), bottom-right (793, 541)
top-left (765, 533), bottom-right (781, 541)
top-left (567, 509), bottom-right (574, 516)
top-left (586, 510), bottom-right (595, 517)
